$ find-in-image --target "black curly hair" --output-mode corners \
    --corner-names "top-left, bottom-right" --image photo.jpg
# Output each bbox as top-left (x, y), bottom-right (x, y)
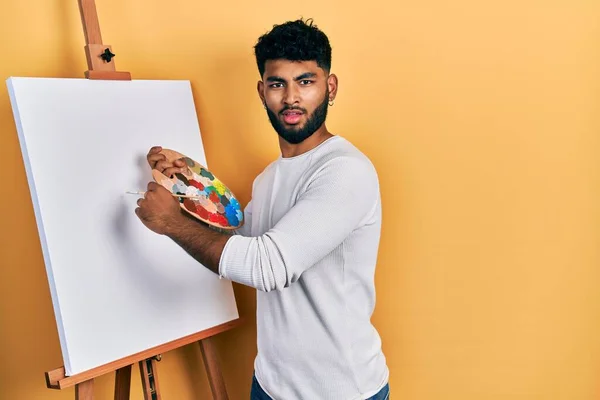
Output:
top-left (254, 18), bottom-right (332, 77)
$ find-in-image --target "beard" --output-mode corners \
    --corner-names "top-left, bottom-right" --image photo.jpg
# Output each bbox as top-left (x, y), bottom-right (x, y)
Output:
top-left (265, 91), bottom-right (329, 145)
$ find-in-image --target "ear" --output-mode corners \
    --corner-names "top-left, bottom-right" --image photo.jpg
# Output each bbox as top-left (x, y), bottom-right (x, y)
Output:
top-left (327, 73), bottom-right (338, 102)
top-left (257, 80), bottom-right (266, 106)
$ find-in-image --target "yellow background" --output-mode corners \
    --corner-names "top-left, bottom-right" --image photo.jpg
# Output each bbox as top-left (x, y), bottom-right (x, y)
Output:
top-left (1, 1), bottom-right (599, 399)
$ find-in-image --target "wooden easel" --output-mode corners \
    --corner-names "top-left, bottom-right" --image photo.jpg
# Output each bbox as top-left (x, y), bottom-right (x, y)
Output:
top-left (45, 319), bottom-right (241, 399)
top-left (44, 1), bottom-right (242, 399)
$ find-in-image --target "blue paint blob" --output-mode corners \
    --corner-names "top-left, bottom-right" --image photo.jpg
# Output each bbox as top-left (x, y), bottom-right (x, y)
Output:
top-left (225, 204), bottom-right (239, 226)
top-left (229, 198), bottom-right (240, 210)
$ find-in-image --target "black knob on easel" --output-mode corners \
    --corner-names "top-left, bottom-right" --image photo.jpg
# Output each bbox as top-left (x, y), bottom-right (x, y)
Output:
top-left (100, 48), bottom-right (115, 63)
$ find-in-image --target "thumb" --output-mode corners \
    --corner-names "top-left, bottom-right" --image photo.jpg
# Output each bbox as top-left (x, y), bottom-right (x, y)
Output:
top-left (174, 159), bottom-right (186, 167)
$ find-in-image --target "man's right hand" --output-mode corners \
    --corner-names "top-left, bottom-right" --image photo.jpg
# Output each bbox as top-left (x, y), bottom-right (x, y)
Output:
top-left (146, 146), bottom-right (187, 178)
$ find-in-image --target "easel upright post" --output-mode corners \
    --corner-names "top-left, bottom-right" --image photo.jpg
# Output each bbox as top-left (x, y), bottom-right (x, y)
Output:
top-left (77, 0), bottom-right (131, 80)
top-left (200, 338), bottom-right (229, 400)
top-left (139, 357), bottom-right (162, 400)
top-left (75, 380), bottom-right (94, 400)
top-left (114, 365), bottom-right (132, 400)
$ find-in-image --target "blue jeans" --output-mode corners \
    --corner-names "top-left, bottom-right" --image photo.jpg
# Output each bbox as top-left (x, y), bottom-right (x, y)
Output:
top-left (251, 374), bottom-right (390, 400)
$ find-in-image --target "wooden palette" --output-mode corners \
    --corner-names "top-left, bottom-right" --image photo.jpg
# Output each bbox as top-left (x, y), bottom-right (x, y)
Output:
top-left (152, 149), bottom-right (244, 230)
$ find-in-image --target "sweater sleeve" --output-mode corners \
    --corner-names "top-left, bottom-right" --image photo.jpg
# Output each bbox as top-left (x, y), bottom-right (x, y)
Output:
top-left (218, 155), bottom-right (379, 292)
top-left (232, 199), bottom-right (252, 237)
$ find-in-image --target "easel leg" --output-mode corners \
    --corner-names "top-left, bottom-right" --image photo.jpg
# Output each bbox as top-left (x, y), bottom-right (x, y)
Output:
top-left (114, 365), bottom-right (132, 400)
top-left (139, 358), bottom-right (161, 400)
top-left (199, 338), bottom-right (229, 400)
top-left (75, 379), bottom-right (94, 400)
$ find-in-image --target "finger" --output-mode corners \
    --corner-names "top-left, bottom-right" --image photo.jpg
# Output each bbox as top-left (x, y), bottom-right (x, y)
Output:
top-left (174, 159), bottom-right (186, 167)
top-left (147, 181), bottom-right (160, 192)
top-left (147, 146), bottom-right (162, 157)
top-left (163, 166), bottom-right (186, 178)
top-left (137, 198), bottom-right (144, 206)
top-left (147, 153), bottom-right (166, 169)
top-left (147, 146), bottom-right (163, 167)
top-left (154, 160), bottom-right (176, 173)
top-left (135, 207), bottom-right (149, 222)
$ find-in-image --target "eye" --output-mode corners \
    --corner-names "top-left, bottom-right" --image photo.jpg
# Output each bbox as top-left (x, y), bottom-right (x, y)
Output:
top-left (300, 80), bottom-right (313, 85)
top-left (269, 83), bottom-right (284, 88)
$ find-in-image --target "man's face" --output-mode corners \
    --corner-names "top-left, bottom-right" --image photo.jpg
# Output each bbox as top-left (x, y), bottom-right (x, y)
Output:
top-left (258, 60), bottom-right (335, 144)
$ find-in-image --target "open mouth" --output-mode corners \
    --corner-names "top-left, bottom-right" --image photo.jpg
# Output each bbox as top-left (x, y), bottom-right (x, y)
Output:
top-left (281, 109), bottom-right (304, 124)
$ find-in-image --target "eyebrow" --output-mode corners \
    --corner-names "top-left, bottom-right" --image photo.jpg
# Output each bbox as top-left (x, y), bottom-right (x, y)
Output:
top-left (295, 72), bottom-right (317, 80)
top-left (265, 72), bottom-right (317, 83)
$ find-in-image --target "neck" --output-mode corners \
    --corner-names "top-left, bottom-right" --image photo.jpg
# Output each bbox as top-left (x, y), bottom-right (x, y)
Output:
top-left (279, 125), bottom-right (334, 158)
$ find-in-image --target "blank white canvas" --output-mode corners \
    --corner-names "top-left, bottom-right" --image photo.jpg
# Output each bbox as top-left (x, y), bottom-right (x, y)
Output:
top-left (6, 77), bottom-right (239, 376)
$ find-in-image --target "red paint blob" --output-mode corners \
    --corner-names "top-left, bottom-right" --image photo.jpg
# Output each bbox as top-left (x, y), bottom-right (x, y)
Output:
top-left (208, 213), bottom-right (221, 223)
top-left (196, 206), bottom-right (209, 220)
top-left (183, 199), bottom-right (196, 213)
top-left (189, 179), bottom-right (204, 190)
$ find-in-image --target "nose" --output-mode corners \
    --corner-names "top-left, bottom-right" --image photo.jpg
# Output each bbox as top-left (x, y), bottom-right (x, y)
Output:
top-left (283, 84), bottom-right (300, 106)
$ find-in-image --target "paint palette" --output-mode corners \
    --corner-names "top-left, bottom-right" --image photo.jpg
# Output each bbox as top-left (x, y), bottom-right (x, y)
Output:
top-left (152, 149), bottom-right (243, 230)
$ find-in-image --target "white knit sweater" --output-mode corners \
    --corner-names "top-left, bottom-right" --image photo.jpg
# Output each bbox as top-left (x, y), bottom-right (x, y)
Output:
top-left (219, 135), bottom-right (389, 399)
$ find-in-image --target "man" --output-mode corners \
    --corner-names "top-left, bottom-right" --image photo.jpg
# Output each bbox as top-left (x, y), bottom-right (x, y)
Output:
top-left (136, 18), bottom-right (390, 400)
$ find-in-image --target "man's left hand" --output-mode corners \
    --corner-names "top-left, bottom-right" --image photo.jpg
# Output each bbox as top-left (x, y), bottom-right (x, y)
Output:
top-left (135, 182), bottom-right (184, 235)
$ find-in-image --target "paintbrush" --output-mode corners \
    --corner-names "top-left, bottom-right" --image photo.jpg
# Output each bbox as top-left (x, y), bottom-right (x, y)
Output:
top-left (126, 191), bottom-right (202, 200)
